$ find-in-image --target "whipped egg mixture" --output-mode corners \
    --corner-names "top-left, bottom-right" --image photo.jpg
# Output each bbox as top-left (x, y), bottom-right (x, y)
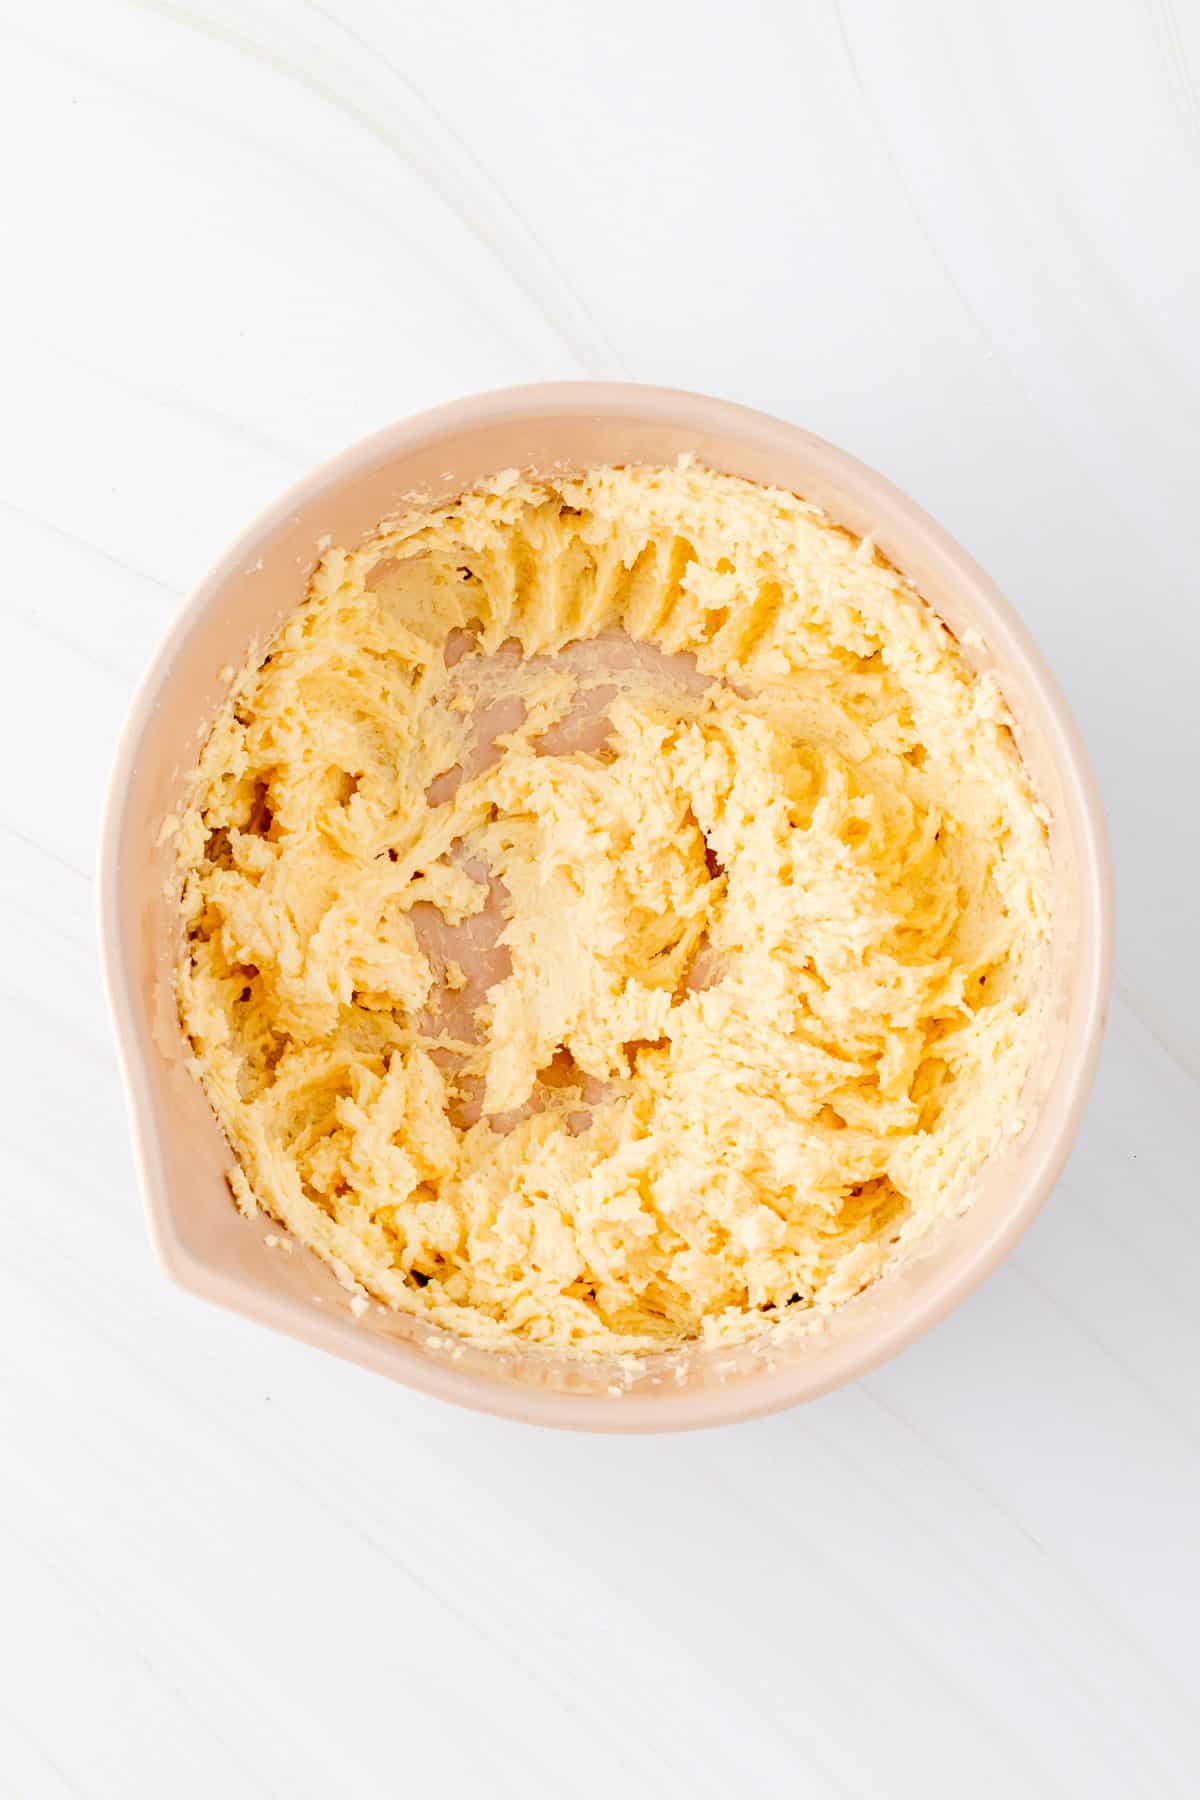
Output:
top-left (174, 463), bottom-right (1051, 1352)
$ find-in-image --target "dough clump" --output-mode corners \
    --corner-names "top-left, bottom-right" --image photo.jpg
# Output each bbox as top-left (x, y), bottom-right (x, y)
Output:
top-left (176, 463), bottom-right (1051, 1352)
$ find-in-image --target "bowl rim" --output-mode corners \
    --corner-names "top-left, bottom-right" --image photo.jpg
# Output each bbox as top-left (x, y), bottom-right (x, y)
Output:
top-left (98, 380), bottom-right (1114, 1432)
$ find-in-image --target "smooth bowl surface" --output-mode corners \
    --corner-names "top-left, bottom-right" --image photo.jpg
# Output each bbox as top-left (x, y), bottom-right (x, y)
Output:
top-left (99, 383), bottom-right (1112, 1431)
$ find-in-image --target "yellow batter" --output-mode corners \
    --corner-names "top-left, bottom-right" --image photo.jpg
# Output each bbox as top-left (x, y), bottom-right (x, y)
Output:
top-left (175, 462), bottom-right (1051, 1353)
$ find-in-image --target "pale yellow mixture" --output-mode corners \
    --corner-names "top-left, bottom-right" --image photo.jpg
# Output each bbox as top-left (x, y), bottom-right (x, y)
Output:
top-left (175, 462), bottom-right (1052, 1353)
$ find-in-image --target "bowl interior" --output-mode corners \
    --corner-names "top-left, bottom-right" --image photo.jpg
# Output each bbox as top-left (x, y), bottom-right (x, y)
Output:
top-left (100, 386), bottom-right (1110, 1430)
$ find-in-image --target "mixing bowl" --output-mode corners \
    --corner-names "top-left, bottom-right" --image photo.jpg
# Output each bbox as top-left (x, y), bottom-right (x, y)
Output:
top-left (99, 383), bottom-right (1112, 1431)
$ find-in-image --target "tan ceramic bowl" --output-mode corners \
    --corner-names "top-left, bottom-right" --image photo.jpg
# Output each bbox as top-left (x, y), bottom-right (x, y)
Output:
top-left (99, 383), bottom-right (1112, 1431)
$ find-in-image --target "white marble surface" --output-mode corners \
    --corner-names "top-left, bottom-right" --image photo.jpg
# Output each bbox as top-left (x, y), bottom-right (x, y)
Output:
top-left (3, 1), bottom-right (1199, 1793)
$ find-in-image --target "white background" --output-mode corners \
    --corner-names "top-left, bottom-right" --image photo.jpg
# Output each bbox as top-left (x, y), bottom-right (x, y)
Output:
top-left (2, 2), bottom-right (1199, 1794)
